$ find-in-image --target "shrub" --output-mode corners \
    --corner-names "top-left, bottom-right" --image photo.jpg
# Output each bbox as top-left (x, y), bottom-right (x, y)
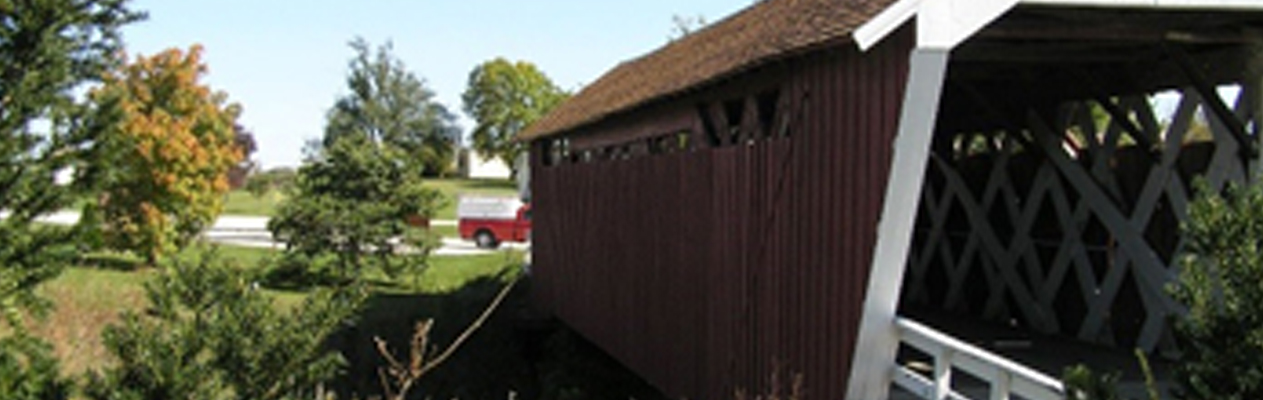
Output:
top-left (84, 248), bottom-right (365, 400)
top-left (269, 135), bottom-right (442, 285)
top-left (0, 334), bottom-right (72, 400)
top-left (1171, 179), bottom-right (1263, 400)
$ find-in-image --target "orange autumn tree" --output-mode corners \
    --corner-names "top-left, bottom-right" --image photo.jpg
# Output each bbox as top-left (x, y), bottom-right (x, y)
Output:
top-left (87, 45), bottom-right (242, 264)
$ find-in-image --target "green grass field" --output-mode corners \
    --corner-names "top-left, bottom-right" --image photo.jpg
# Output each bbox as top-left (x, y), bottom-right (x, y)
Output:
top-left (220, 189), bottom-right (286, 216)
top-left (219, 177), bottom-right (518, 220)
top-left (31, 244), bottom-right (519, 377)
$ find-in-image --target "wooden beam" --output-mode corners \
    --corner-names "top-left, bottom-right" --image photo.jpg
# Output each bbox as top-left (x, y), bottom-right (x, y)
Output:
top-left (976, 24), bottom-right (1255, 45)
top-left (1027, 110), bottom-right (1185, 350)
top-left (1093, 95), bottom-right (1160, 155)
top-left (1166, 44), bottom-right (1256, 158)
top-left (953, 42), bottom-right (1160, 64)
top-left (930, 154), bottom-right (1056, 332)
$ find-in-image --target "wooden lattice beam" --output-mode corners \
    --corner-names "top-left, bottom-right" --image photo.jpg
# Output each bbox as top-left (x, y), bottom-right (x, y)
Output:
top-left (905, 85), bottom-right (1263, 352)
top-left (1167, 44), bottom-right (1256, 158)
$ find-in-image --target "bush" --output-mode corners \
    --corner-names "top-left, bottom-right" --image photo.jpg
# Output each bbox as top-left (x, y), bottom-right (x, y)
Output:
top-left (269, 135), bottom-right (442, 285)
top-left (84, 248), bottom-right (365, 400)
top-left (1062, 364), bottom-right (1122, 400)
top-left (0, 334), bottom-right (71, 400)
top-left (1171, 179), bottom-right (1263, 400)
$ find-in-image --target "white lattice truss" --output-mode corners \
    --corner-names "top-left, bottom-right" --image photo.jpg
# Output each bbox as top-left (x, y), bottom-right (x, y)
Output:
top-left (904, 84), bottom-right (1261, 352)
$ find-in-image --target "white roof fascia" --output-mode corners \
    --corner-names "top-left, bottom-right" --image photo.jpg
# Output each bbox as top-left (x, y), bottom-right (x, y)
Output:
top-left (854, 0), bottom-right (922, 51)
top-left (854, 0), bottom-right (1263, 52)
top-left (1020, 0), bottom-right (1263, 9)
top-left (919, 0), bottom-right (1023, 49)
top-left (854, 0), bottom-right (1022, 51)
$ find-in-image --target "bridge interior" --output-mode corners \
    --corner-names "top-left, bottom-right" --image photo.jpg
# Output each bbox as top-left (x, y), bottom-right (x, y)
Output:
top-left (894, 4), bottom-right (1263, 394)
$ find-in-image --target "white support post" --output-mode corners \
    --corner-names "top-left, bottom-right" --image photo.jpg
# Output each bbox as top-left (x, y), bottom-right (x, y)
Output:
top-left (990, 370), bottom-right (1012, 400)
top-left (845, 48), bottom-right (949, 400)
top-left (935, 348), bottom-right (954, 400)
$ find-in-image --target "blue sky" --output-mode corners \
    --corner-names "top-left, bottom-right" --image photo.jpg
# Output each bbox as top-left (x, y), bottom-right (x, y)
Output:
top-left (124, 1), bottom-right (749, 169)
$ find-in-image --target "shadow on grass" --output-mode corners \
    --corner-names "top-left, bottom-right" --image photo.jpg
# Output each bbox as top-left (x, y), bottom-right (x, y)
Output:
top-left (328, 277), bottom-right (668, 400)
top-left (457, 179), bottom-right (518, 192)
top-left (77, 252), bottom-right (145, 272)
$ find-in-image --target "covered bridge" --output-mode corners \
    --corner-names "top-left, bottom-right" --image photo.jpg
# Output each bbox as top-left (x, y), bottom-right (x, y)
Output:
top-left (520, 0), bottom-right (1263, 399)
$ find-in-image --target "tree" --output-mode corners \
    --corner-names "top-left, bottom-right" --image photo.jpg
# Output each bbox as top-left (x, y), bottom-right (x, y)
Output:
top-left (1169, 179), bottom-right (1263, 400)
top-left (325, 38), bottom-right (459, 177)
top-left (85, 45), bottom-right (243, 264)
top-left (462, 58), bottom-right (568, 177)
top-left (0, 1), bottom-right (142, 398)
top-left (84, 249), bottom-right (365, 400)
top-left (269, 134), bottom-right (442, 284)
top-left (244, 166), bottom-right (296, 198)
top-left (668, 14), bottom-right (708, 41)
top-left (227, 124), bottom-right (257, 189)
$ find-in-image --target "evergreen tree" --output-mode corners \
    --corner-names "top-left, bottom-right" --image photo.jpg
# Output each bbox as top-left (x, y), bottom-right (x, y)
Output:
top-left (0, 1), bottom-right (143, 397)
top-left (85, 249), bottom-right (365, 400)
top-left (270, 39), bottom-right (446, 284)
top-left (270, 134), bottom-right (442, 284)
top-left (1171, 179), bottom-right (1263, 400)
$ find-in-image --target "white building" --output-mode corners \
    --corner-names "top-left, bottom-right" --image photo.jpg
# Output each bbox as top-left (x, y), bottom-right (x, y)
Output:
top-left (456, 148), bottom-right (512, 180)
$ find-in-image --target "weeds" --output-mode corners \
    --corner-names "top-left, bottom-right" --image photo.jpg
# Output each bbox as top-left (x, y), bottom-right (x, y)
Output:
top-left (735, 367), bottom-right (803, 400)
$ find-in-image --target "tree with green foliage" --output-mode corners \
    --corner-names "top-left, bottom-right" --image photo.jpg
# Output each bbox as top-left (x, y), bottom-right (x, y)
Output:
top-left (85, 45), bottom-right (243, 264)
top-left (0, 1), bottom-right (143, 398)
top-left (84, 249), bottom-right (365, 400)
top-left (0, 334), bottom-right (72, 400)
top-left (270, 134), bottom-right (442, 284)
top-left (325, 38), bottom-right (460, 177)
top-left (269, 39), bottom-right (446, 284)
top-left (1170, 179), bottom-right (1263, 400)
top-left (245, 166), bottom-right (296, 198)
top-left (462, 58), bottom-right (568, 177)
top-left (227, 124), bottom-right (257, 189)
top-left (668, 14), bottom-right (708, 41)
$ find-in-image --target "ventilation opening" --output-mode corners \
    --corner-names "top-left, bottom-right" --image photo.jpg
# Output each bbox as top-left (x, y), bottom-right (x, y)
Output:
top-left (757, 90), bottom-right (780, 139)
top-left (724, 99), bottom-right (745, 145)
top-left (676, 130), bottom-right (692, 152)
top-left (697, 104), bottom-right (722, 147)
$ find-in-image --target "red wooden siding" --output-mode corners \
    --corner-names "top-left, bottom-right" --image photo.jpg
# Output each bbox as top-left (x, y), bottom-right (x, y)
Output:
top-left (530, 29), bottom-right (913, 400)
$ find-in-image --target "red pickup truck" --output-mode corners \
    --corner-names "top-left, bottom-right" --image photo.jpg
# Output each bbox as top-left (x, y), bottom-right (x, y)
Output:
top-left (457, 197), bottom-right (531, 249)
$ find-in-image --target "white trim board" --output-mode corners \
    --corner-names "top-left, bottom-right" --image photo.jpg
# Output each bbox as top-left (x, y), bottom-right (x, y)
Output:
top-left (1021, 0), bottom-right (1263, 9)
top-left (854, 0), bottom-right (1263, 51)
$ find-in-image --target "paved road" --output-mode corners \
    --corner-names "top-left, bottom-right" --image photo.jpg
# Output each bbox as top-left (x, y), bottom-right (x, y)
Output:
top-left (32, 212), bottom-right (527, 256)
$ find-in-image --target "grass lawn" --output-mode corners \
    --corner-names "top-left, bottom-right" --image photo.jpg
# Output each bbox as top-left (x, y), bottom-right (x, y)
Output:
top-left (31, 244), bottom-right (520, 379)
top-left (220, 189), bottom-right (286, 216)
top-left (217, 178), bottom-right (517, 220)
top-left (431, 223), bottom-right (458, 238)
top-left (33, 266), bottom-right (149, 376)
top-left (414, 252), bottom-right (520, 293)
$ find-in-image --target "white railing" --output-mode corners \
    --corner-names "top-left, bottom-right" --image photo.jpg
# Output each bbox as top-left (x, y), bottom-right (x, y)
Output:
top-left (893, 317), bottom-right (1065, 400)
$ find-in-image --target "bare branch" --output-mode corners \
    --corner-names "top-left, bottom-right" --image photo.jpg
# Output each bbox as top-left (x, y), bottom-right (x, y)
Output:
top-left (374, 278), bottom-right (519, 400)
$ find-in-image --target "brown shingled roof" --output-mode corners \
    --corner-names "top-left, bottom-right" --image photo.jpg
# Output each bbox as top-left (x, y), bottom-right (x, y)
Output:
top-left (520, 0), bottom-right (899, 141)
